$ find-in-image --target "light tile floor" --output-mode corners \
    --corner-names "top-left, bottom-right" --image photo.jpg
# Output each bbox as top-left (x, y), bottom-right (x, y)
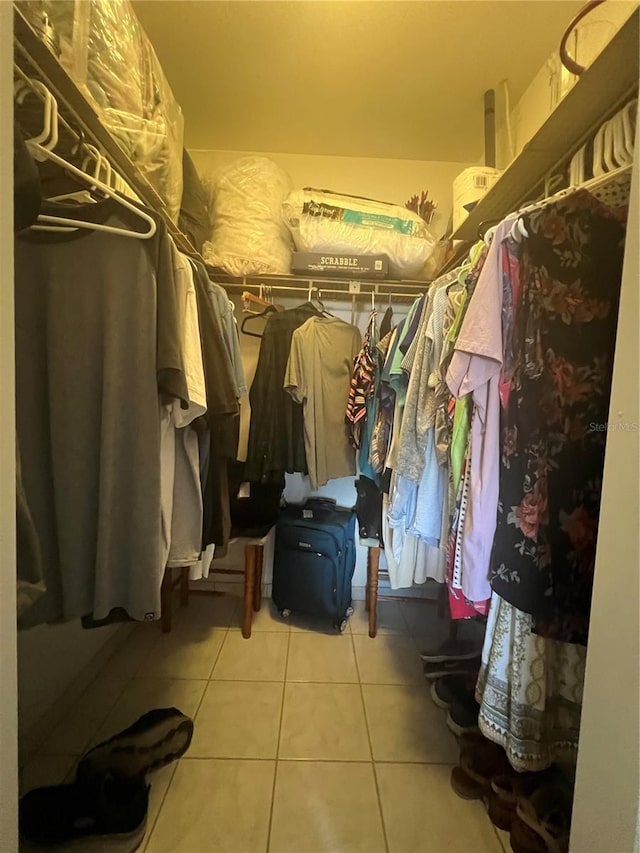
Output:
top-left (21, 594), bottom-right (507, 853)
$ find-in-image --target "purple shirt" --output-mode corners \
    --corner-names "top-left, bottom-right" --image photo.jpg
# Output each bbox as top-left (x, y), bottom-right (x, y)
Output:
top-left (446, 218), bottom-right (516, 602)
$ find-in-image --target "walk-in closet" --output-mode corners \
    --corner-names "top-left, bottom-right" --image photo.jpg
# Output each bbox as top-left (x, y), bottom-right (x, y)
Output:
top-left (2, 2), bottom-right (639, 852)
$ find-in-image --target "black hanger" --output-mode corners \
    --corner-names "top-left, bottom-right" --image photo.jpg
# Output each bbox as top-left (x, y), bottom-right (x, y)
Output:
top-left (476, 217), bottom-right (502, 240)
top-left (312, 290), bottom-right (334, 317)
top-left (240, 304), bottom-right (277, 338)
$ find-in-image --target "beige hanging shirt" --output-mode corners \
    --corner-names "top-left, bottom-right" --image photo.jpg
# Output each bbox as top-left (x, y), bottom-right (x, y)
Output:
top-left (285, 316), bottom-right (361, 489)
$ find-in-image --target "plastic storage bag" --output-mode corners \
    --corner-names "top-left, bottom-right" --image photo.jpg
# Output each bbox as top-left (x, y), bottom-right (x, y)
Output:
top-left (282, 188), bottom-right (437, 279)
top-left (202, 157), bottom-right (293, 277)
top-left (18, 0), bottom-right (184, 222)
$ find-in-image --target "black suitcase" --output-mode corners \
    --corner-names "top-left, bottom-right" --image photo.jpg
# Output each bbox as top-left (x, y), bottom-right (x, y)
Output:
top-left (272, 498), bottom-right (356, 632)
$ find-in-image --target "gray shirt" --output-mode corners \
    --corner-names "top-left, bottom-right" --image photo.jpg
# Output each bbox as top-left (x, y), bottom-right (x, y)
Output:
top-left (15, 199), bottom-right (187, 624)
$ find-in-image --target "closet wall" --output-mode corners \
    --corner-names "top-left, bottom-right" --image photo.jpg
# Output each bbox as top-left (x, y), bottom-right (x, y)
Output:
top-left (198, 292), bottom-right (419, 600)
top-left (1, 2), bottom-right (17, 847)
top-left (493, 1), bottom-right (638, 169)
top-left (191, 149), bottom-right (469, 598)
top-left (17, 623), bottom-right (123, 738)
top-left (190, 149), bottom-right (469, 235)
top-left (570, 144), bottom-right (639, 853)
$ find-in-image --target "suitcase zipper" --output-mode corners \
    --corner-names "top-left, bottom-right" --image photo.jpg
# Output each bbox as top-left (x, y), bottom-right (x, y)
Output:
top-left (286, 523), bottom-right (343, 557)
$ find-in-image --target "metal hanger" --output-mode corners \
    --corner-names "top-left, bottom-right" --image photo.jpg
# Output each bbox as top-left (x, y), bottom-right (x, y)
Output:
top-left (240, 302), bottom-right (277, 338)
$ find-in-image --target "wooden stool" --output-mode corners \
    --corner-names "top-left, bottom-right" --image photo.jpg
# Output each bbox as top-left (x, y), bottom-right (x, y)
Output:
top-left (365, 545), bottom-right (457, 640)
top-left (160, 529), bottom-right (272, 638)
top-left (160, 565), bottom-right (191, 633)
top-left (366, 545), bottom-right (381, 638)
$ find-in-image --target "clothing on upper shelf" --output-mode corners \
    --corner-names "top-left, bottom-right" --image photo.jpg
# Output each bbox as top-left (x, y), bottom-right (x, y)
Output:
top-left (178, 148), bottom-right (211, 253)
top-left (285, 315), bottom-right (361, 490)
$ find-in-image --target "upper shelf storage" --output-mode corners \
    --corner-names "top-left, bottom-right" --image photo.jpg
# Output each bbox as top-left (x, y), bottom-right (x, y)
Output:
top-left (453, 10), bottom-right (639, 241)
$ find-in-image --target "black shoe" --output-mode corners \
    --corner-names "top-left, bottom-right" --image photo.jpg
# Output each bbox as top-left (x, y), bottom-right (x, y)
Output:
top-left (430, 675), bottom-right (476, 710)
top-left (423, 657), bottom-right (480, 682)
top-left (77, 707), bottom-right (194, 783)
top-left (420, 638), bottom-right (482, 663)
top-left (446, 696), bottom-right (481, 736)
top-left (19, 774), bottom-right (149, 852)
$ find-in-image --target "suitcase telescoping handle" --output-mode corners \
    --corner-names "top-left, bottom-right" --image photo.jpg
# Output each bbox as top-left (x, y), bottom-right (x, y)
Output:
top-left (304, 497), bottom-right (337, 510)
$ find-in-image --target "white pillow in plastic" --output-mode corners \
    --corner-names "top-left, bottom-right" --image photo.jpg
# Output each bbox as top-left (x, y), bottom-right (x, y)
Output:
top-left (282, 189), bottom-right (436, 279)
top-left (202, 156), bottom-right (293, 276)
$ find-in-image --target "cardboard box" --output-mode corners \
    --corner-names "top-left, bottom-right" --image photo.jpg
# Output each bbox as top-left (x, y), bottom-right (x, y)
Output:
top-left (291, 252), bottom-right (389, 279)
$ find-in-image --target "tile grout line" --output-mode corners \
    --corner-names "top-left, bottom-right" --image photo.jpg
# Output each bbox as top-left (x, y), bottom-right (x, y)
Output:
top-left (174, 756), bottom-right (459, 765)
top-left (143, 614), bottom-right (232, 852)
top-left (36, 627), bottom-right (161, 761)
top-left (51, 661), bottom-right (136, 759)
top-left (205, 619), bottom-right (232, 683)
top-left (265, 628), bottom-right (291, 853)
top-left (350, 625), bottom-right (390, 853)
top-left (398, 600), bottom-right (415, 634)
top-left (141, 762), bottom-right (178, 853)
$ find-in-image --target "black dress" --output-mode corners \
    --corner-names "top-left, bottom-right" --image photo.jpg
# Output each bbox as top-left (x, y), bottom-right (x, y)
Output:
top-left (244, 303), bottom-right (319, 484)
top-left (490, 191), bottom-right (627, 646)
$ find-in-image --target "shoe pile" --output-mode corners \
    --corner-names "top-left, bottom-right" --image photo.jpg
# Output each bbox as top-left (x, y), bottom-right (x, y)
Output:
top-left (20, 707), bottom-right (194, 852)
top-left (421, 637), bottom-right (482, 736)
top-left (450, 733), bottom-right (574, 853)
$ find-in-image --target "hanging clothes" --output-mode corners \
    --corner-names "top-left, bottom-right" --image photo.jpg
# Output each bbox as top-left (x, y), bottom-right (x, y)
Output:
top-left (368, 326), bottom-right (396, 477)
top-left (16, 440), bottom-right (47, 630)
top-left (350, 309), bottom-right (385, 485)
top-left (191, 259), bottom-right (240, 559)
top-left (285, 315), bottom-right (361, 490)
top-left (245, 303), bottom-right (319, 484)
top-left (470, 188), bottom-right (627, 775)
top-left (489, 192), bottom-right (626, 645)
top-left (207, 277), bottom-right (247, 400)
top-left (446, 216), bottom-right (517, 604)
top-left (15, 200), bottom-right (188, 624)
top-left (382, 491), bottom-right (446, 588)
top-left (476, 592), bottom-right (586, 772)
top-left (164, 248), bottom-right (207, 572)
top-left (346, 309), bottom-right (378, 450)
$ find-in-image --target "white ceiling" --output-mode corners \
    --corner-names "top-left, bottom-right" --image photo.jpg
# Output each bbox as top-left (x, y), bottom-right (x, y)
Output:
top-left (133, 0), bottom-right (583, 163)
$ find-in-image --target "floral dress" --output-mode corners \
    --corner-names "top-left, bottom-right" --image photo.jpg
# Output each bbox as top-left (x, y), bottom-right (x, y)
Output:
top-left (489, 191), bottom-right (627, 646)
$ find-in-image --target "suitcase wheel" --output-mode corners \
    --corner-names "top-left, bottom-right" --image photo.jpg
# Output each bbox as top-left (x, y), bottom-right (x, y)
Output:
top-left (280, 609), bottom-right (292, 618)
top-left (346, 606), bottom-right (354, 617)
top-left (337, 619), bottom-right (348, 633)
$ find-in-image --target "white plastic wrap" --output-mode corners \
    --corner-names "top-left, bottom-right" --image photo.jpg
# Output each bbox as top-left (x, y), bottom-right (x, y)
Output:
top-left (19, 0), bottom-right (184, 221)
top-left (283, 189), bottom-right (437, 279)
top-left (202, 157), bottom-right (293, 277)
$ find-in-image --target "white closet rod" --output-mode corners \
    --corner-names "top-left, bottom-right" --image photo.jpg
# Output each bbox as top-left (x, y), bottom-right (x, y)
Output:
top-left (525, 163), bottom-right (633, 213)
top-left (223, 281), bottom-right (424, 300)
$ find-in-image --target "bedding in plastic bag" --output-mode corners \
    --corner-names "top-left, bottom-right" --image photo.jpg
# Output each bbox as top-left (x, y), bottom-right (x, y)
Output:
top-left (282, 189), bottom-right (437, 279)
top-left (202, 156), bottom-right (293, 277)
top-left (18, 0), bottom-right (184, 222)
